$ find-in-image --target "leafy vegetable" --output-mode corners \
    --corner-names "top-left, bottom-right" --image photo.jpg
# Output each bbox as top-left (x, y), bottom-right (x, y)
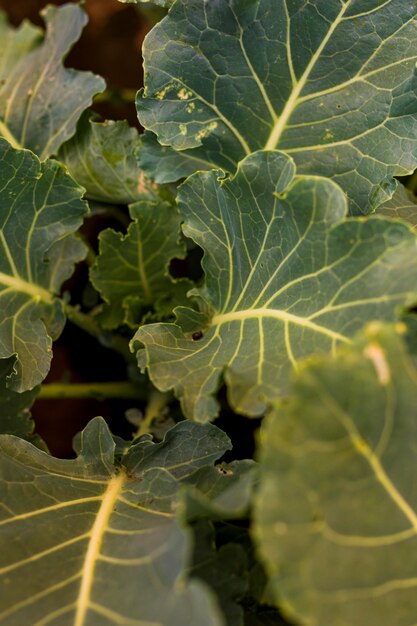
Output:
top-left (254, 323), bottom-right (417, 626)
top-left (377, 182), bottom-right (417, 231)
top-left (59, 113), bottom-right (142, 205)
top-left (0, 139), bottom-right (87, 391)
top-left (91, 200), bottom-right (192, 329)
top-left (0, 4), bottom-right (105, 158)
top-left (137, 0), bottom-right (417, 213)
top-left (0, 417), bottom-right (231, 626)
top-left (134, 151), bottom-right (417, 420)
top-left (3, 2), bottom-right (417, 624)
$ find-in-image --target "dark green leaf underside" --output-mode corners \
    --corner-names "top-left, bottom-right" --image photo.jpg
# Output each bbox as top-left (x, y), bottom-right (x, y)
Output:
top-left (0, 358), bottom-right (42, 446)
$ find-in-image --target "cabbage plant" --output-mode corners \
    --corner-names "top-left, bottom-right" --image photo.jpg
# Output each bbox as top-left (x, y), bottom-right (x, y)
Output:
top-left (1, 2), bottom-right (417, 625)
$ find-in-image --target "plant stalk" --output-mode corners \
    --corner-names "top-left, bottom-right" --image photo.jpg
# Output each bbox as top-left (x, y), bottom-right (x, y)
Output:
top-left (135, 391), bottom-right (170, 438)
top-left (63, 303), bottom-right (134, 362)
top-left (39, 381), bottom-right (145, 401)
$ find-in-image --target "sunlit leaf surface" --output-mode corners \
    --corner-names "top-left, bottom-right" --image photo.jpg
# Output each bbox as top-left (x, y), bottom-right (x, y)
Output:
top-left (0, 140), bottom-right (87, 391)
top-left (138, 0), bottom-right (417, 213)
top-left (0, 418), bottom-right (230, 626)
top-left (134, 151), bottom-right (417, 420)
top-left (0, 5), bottom-right (104, 159)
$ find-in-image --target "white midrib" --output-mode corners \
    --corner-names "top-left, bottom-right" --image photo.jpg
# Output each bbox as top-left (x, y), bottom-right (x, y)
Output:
top-left (264, 2), bottom-right (350, 150)
top-left (331, 396), bottom-right (417, 532)
top-left (74, 473), bottom-right (126, 626)
top-left (211, 308), bottom-right (349, 343)
top-left (0, 271), bottom-right (53, 303)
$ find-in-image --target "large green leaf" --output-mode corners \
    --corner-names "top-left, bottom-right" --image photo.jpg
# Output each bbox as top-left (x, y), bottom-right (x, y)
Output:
top-left (133, 151), bottom-right (417, 421)
top-left (253, 323), bottom-right (417, 626)
top-left (137, 0), bottom-right (417, 213)
top-left (377, 182), bottom-right (417, 231)
top-left (90, 200), bottom-right (192, 329)
top-left (0, 139), bottom-right (88, 391)
top-left (59, 113), bottom-right (142, 205)
top-left (0, 417), bottom-right (230, 625)
top-left (0, 5), bottom-right (105, 159)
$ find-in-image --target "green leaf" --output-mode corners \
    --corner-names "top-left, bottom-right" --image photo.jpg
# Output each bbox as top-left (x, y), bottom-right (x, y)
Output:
top-left (190, 520), bottom-right (249, 626)
top-left (138, 0), bottom-right (417, 213)
top-left (253, 323), bottom-right (417, 626)
top-left (0, 139), bottom-right (88, 391)
top-left (59, 113), bottom-right (142, 205)
top-left (0, 4), bottom-right (105, 159)
top-left (0, 358), bottom-right (42, 445)
top-left (0, 417), bottom-right (229, 625)
top-left (0, 11), bottom-right (41, 67)
top-left (377, 182), bottom-right (417, 231)
top-left (126, 418), bottom-right (232, 477)
top-left (182, 460), bottom-right (256, 522)
top-left (90, 200), bottom-right (192, 329)
top-left (133, 150), bottom-right (417, 421)
top-left (190, 522), bottom-right (288, 626)
top-left (139, 130), bottom-right (214, 184)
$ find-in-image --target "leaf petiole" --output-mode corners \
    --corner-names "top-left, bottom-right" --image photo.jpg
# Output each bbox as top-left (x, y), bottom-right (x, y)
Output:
top-left (134, 391), bottom-right (170, 438)
top-left (38, 381), bottom-right (146, 401)
top-left (63, 303), bottom-right (133, 362)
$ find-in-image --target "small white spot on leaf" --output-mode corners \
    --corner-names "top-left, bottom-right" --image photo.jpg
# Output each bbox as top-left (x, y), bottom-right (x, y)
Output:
top-left (364, 344), bottom-right (391, 385)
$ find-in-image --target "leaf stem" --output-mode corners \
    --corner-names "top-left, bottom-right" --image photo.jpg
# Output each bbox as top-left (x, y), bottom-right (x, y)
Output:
top-left (0, 121), bottom-right (23, 150)
top-left (39, 381), bottom-right (145, 400)
top-left (94, 88), bottom-right (137, 105)
top-left (64, 303), bottom-right (100, 337)
top-left (135, 391), bottom-right (170, 438)
top-left (63, 303), bottom-right (133, 362)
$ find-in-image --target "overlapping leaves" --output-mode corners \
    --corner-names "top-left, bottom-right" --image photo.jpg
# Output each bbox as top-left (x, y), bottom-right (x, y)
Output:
top-left (0, 139), bottom-right (87, 391)
top-left (377, 182), bottom-right (417, 231)
top-left (138, 0), bottom-right (417, 213)
top-left (91, 200), bottom-right (191, 329)
top-left (0, 4), bottom-right (104, 159)
top-left (254, 323), bottom-right (417, 626)
top-left (0, 416), bottom-right (246, 626)
top-left (59, 114), bottom-right (142, 205)
top-left (134, 150), bottom-right (417, 421)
